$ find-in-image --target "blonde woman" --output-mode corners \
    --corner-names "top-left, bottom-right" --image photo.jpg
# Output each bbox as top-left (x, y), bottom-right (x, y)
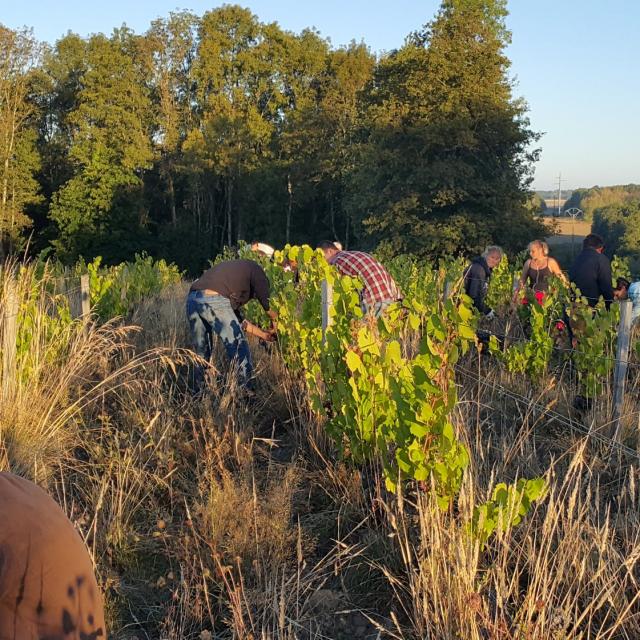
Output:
top-left (513, 240), bottom-right (567, 302)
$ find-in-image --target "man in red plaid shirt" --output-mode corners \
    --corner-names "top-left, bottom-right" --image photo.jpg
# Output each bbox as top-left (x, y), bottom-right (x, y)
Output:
top-left (318, 241), bottom-right (401, 317)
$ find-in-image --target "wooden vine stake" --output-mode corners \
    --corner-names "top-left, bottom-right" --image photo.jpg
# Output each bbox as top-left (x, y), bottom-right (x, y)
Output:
top-left (612, 299), bottom-right (632, 444)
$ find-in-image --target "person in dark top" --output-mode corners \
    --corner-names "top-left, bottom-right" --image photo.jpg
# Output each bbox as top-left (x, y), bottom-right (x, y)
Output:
top-left (187, 259), bottom-right (277, 391)
top-left (513, 239), bottom-right (567, 302)
top-left (568, 233), bottom-right (614, 309)
top-left (464, 245), bottom-right (503, 316)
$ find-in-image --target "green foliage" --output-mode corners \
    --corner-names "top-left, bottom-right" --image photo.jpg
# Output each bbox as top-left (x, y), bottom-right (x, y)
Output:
top-left (74, 254), bottom-right (182, 320)
top-left (266, 246), bottom-right (473, 509)
top-left (257, 244), bottom-right (545, 545)
top-left (488, 270), bottom-right (623, 399)
top-left (593, 200), bottom-right (640, 273)
top-left (384, 254), bottom-right (469, 311)
top-left (485, 254), bottom-right (518, 311)
top-left (6, 3), bottom-right (545, 271)
top-left (564, 184), bottom-right (640, 221)
top-left (526, 193), bottom-right (546, 214)
top-left (6, 254), bottom-right (181, 386)
top-left (346, 0), bottom-right (545, 259)
top-left (0, 26), bottom-right (43, 256)
top-left (333, 302), bottom-right (475, 502)
top-left (471, 477), bottom-right (547, 549)
top-left (500, 292), bottom-right (557, 376)
top-left (567, 300), bottom-right (618, 398)
top-left (13, 264), bottom-right (74, 384)
top-left (49, 30), bottom-right (153, 261)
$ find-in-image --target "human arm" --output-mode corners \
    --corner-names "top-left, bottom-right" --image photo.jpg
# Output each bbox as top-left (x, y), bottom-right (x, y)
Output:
top-left (266, 308), bottom-right (278, 331)
top-left (249, 265), bottom-right (278, 330)
top-left (548, 258), bottom-right (569, 285)
top-left (251, 264), bottom-right (271, 312)
top-left (242, 319), bottom-right (276, 342)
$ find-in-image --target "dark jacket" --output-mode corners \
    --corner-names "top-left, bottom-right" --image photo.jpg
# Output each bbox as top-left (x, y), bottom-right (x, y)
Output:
top-left (464, 257), bottom-right (492, 314)
top-left (569, 248), bottom-right (614, 309)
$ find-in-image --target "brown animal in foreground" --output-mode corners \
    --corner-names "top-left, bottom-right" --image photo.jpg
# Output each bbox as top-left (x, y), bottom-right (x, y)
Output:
top-left (0, 472), bottom-right (106, 639)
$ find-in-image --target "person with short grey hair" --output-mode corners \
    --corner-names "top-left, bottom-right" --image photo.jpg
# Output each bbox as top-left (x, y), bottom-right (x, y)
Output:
top-left (482, 245), bottom-right (503, 261)
top-left (464, 246), bottom-right (503, 316)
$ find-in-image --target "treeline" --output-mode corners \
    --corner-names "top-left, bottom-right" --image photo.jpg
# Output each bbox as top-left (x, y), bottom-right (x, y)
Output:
top-left (562, 185), bottom-right (640, 272)
top-left (535, 190), bottom-right (574, 201)
top-left (1, 1), bottom-right (545, 273)
top-left (592, 200), bottom-right (640, 272)
top-left (564, 184), bottom-right (640, 219)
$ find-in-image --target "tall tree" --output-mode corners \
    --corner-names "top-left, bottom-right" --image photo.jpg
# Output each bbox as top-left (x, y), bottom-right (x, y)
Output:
top-left (348, 0), bottom-right (545, 258)
top-left (0, 25), bottom-right (42, 259)
top-left (29, 32), bottom-right (87, 248)
top-left (49, 29), bottom-right (153, 261)
top-left (190, 6), bottom-right (294, 246)
top-left (145, 11), bottom-right (199, 228)
top-left (278, 40), bottom-right (373, 246)
top-left (266, 28), bottom-right (328, 244)
top-left (592, 200), bottom-right (640, 271)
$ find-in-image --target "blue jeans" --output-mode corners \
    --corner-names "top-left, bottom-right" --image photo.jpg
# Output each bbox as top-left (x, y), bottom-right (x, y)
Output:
top-left (361, 299), bottom-right (394, 318)
top-left (186, 291), bottom-right (253, 390)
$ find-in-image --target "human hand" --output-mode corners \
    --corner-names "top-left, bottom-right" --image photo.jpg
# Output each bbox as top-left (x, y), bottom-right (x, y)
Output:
top-left (262, 328), bottom-right (277, 342)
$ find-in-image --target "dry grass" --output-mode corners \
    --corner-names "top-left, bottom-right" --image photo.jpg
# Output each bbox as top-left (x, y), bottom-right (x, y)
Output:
top-left (1, 266), bottom-right (639, 639)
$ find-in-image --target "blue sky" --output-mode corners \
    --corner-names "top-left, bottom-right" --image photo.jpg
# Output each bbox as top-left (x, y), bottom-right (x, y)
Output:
top-left (3, 0), bottom-right (639, 191)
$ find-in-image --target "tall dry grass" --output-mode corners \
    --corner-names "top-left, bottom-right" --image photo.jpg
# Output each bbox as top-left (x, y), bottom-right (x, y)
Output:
top-left (2, 264), bottom-right (639, 638)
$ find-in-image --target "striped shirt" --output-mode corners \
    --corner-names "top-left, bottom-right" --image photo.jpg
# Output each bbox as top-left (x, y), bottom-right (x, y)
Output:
top-left (329, 251), bottom-right (400, 305)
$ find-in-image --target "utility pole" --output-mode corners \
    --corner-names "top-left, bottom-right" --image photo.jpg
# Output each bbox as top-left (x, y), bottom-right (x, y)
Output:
top-left (556, 172), bottom-right (563, 216)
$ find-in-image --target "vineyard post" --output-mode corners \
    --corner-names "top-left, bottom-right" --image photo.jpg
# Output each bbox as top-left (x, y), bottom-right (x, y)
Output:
top-left (80, 274), bottom-right (91, 324)
top-left (1, 278), bottom-right (19, 399)
top-left (66, 274), bottom-right (90, 326)
top-left (443, 280), bottom-right (453, 302)
top-left (612, 299), bottom-right (632, 442)
top-left (321, 279), bottom-right (333, 344)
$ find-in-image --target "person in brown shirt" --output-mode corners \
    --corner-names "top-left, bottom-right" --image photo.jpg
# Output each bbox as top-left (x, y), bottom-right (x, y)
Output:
top-left (0, 472), bottom-right (106, 639)
top-left (187, 259), bottom-right (277, 391)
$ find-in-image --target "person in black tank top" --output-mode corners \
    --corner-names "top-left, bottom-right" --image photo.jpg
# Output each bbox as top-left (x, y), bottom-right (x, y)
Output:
top-left (525, 261), bottom-right (553, 292)
top-left (513, 240), bottom-right (567, 303)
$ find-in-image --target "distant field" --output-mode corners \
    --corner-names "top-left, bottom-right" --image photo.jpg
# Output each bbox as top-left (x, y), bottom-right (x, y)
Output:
top-left (543, 217), bottom-right (592, 246)
top-left (538, 217), bottom-right (592, 266)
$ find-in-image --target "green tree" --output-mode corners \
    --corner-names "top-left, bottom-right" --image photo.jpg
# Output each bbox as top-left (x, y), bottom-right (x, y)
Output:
top-left (49, 29), bottom-right (153, 261)
top-left (264, 28), bottom-right (328, 245)
top-left (145, 11), bottom-right (199, 228)
top-left (526, 193), bottom-right (546, 214)
top-left (189, 6), bottom-right (288, 246)
top-left (348, 0), bottom-right (545, 258)
top-left (0, 25), bottom-right (43, 258)
top-left (30, 32), bottom-right (87, 249)
top-left (316, 43), bottom-right (374, 246)
top-left (278, 40), bottom-right (374, 246)
top-left (564, 184), bottom-right (640, 220)
top-left (592, 200), bottom-right (640, 271)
